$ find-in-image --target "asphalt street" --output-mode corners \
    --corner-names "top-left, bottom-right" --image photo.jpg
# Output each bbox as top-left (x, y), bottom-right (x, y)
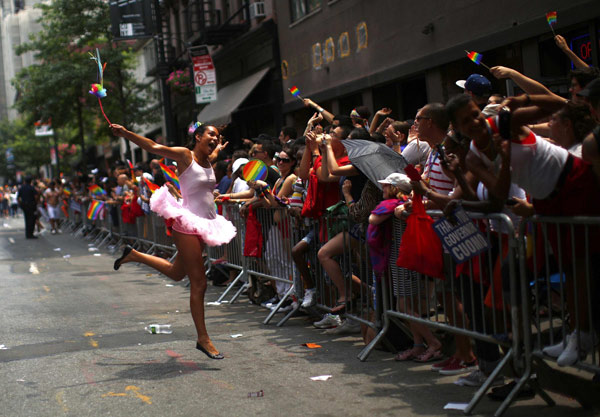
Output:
top-left (0, 215), bottom-right (594, 416)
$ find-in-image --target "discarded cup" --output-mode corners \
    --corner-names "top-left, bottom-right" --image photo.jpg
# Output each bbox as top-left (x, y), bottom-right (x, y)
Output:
top-left (144, 324), bottom-right (172, 334)
top-left (248, 390), bottom-right (264, 398)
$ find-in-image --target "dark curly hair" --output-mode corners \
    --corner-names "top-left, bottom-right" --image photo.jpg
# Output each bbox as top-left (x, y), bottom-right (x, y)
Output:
top-left (556, 102), bottom-right (596, 145)
top-left (186, 124), bottom-right (211, 150)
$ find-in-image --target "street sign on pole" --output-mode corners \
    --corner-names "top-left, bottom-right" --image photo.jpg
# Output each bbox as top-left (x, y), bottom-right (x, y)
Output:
top-left (189, 45), bottom-right (217, 104)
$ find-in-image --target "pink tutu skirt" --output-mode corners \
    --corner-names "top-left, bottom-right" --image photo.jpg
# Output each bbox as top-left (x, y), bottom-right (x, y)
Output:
top-left (150, 186), bottom-right (236, 247)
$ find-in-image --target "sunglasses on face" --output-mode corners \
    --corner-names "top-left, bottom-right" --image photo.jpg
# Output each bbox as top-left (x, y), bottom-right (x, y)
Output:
top-left (276, 157), bottom-right (291, 163)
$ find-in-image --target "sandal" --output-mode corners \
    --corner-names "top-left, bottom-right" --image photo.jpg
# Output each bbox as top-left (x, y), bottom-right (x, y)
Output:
top-left (413, 348), bottom-right (444, 363)
top-left (394, 344), bottom-right (425, 361)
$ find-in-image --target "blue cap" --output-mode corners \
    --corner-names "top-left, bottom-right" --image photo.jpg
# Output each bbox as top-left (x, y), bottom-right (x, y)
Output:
top-left (456, 74), bottom-right (492, 96)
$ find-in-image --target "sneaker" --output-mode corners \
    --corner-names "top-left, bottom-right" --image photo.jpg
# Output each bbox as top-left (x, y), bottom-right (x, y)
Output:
top-left (324, 319), bottom-right (361, 335)
top-left (438, 357), bottom-right (478, 376)
top-left (542, 334), bottom-right (570, 358)
top-left (260, 296), bottom-right (279, 309)
top-left (557, 331), bottom-right (596, 367)
top-left (270, 299), bottom-right (295, 314)
top-left (431, 356), bottom-right (455, 372)
top-left (313, 313), bottom-right (342, 329)
top-left (301, 288), bottom-right (317, 308)
top-left (456, 369), bottom-right (505, 387)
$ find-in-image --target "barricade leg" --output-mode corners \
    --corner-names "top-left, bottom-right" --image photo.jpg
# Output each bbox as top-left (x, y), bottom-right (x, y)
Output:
top-left (264, 284), bottom-right (295, 325)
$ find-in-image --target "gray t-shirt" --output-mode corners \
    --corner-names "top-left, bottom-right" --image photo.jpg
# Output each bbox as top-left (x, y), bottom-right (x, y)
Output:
top-left (401, 139), bottom-right (431, 166)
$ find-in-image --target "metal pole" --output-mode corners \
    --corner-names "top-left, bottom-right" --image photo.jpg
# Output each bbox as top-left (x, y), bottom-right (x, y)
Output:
top-left (53, 130), bottom-right (60, 178)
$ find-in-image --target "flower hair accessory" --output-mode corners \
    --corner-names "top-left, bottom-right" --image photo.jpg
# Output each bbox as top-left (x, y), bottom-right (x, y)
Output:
top-left (188, 121), bottom-right (204, 135)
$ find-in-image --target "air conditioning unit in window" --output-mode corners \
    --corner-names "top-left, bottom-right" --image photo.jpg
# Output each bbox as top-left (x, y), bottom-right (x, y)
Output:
top-left (249, 2), bottom-right (266, 19)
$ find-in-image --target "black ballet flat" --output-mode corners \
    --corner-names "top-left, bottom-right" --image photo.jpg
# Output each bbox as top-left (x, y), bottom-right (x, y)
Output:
top-left (196, 342), bottom-right (224, 359)
top-left (113, 245), bottom-right (133, 271)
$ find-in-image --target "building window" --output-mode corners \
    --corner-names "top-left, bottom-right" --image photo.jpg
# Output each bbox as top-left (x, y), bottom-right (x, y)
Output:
top-left (312, 42), bottom-right (322, 69)
top-left (338, 32), bottom-right (350, 58)
top-left (356, 21), bottom-right (368, 51)
top-left (290, 0), bottom-right (321, 23)
top-left (324, 37), bottom-right (335, 63)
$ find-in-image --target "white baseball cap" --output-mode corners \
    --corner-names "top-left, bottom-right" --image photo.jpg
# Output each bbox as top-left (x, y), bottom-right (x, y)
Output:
top-left (232, 158), bottom-right (249, 175)
top-left (378, 173), bottom-right (412, 193)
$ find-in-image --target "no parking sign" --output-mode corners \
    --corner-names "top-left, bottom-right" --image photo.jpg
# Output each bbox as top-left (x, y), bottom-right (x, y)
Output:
top-left (189, 46), bottom-right (217, 104)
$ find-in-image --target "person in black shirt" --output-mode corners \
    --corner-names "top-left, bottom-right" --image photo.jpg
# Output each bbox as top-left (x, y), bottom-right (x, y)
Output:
top-left (17, 177), bottom-right (39, 239)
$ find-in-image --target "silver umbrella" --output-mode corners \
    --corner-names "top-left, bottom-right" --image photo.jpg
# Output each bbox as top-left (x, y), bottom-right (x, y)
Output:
top-left (342, 139), bottom-right (408, 190)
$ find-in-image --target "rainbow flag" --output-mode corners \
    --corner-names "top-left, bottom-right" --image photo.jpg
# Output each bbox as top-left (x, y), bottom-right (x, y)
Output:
top-left (88, 184), bottom-right (106, 196)
top-left (467, 51), bottom-right (483, 65)
top-left (242, 160), bottom-right (268, 181)
top-left (126, 159), bottom-right (137, 183)
top-left (143, 177), bottom-right (160, 194)
top-left (546, 11), bottom-right (557, 27)
top-left (87, 200), bottom-right (105, 220)
top-left (289, 86), bottom-right (300, 97)
top-left (63, 188), bottom-right (72, 197)
top-left (159, 162), bottom-right (180, 190)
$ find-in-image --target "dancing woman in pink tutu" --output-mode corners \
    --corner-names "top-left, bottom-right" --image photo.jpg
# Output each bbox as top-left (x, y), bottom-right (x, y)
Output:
top-left (110, 123), bottom-right (236, 359)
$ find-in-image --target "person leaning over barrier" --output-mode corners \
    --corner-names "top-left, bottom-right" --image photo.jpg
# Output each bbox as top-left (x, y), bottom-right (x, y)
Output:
top-left (447, 92), bottom-right (600, 367)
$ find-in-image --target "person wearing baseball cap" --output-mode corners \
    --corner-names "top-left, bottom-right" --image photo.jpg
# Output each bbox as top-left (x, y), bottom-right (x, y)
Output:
top-left (456, 74), bottom-right (493, 111)
top-left (377, 172), bottom-right (412, 195)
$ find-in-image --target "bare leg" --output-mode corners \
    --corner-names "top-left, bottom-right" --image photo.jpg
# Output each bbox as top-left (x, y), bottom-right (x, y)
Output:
top-left (118, 246), bottom-right (186, 282)
top-left (317, 232), bottom-right (350, 302)
top-left (172, 231), bottom-right (219, 355)
top-left (292, 240), bottom-right (314, 288)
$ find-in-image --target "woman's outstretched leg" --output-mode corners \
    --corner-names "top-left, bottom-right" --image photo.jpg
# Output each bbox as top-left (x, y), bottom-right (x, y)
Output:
top-left (172, 231), bottom-right (220, 356)
top-left (115, 246), bottom-right (186, 282)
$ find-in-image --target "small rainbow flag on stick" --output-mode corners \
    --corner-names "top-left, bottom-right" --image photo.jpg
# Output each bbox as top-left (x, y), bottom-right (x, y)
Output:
top-left (288, 86), bottom-right (303, 100)
top-left (88, 184), bottom-right (106, 196)
top-left (159, 162), bottom-right (180, 190)
top-left (465, 50), bottom-right (490, 70)
top-left (546, 11), bottom-right (557, 36)
top-left (87, 200), bottom-right (105, 220)
top-left (143, 177), bottom-right (160, 194)
top-left (126, 159), bottom-right (136, 183)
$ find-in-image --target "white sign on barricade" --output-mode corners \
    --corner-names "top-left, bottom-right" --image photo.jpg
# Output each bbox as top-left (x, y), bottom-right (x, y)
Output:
top-left (432, 207), bottom-right (489, 263)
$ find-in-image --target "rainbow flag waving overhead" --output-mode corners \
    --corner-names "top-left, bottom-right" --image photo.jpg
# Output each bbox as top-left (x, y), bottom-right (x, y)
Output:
top-left (467, 51), bottom-right (483, 65)
top-left (289, 86), bottom-right (300, 97)
top-left (87, 200), bottom-right (105, 220)
top-left (159, 162), bottom-right (180, 190)
top-left (88, 184), bottom-right (106, 196)
top-left (546, 11), bottom-right (557, 27)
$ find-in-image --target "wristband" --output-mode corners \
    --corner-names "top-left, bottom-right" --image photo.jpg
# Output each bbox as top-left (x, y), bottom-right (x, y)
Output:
top-left (317, 107), bottom-right (324, 113)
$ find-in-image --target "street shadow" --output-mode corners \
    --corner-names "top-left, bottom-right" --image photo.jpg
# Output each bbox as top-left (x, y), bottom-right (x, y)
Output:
top-left (94, 356), bottom-right (220, 381)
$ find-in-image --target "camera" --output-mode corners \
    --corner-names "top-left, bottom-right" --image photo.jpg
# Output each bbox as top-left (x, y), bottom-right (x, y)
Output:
top-left (498, 107), bottom-right (512, 140)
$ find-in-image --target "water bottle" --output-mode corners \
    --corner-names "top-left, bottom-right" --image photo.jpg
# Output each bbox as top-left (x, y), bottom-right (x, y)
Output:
top-left (144, 324), bottom-right (172, 334)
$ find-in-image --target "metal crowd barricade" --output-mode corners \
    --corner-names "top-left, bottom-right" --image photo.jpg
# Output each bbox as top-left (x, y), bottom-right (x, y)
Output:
top-left (358, 211), bottom-right (551, 417)
top-left (208, 203), bottom-right (249, 304)
top-left (517, 216), bottom-right (600, 410)
top-left (249, 206), bottom-right (298, 324)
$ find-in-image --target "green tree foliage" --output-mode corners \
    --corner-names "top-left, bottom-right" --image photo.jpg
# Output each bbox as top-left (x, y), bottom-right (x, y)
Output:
top-left (9, 0), bottom-right (158, 174)
top-left (0, 118), bottom-right (51, 177)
